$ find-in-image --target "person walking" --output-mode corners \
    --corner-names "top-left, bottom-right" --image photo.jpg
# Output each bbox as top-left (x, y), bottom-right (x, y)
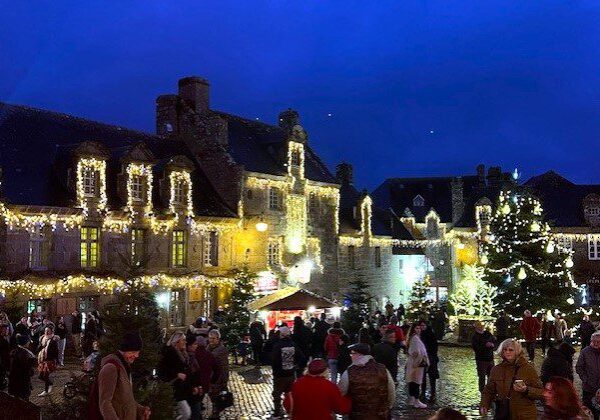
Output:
top-left (396, 304), bottom-right (406, 322)
top-left (207, 329), bottom-right (229, 419)
top-left (541, 341), bottom-right (576, 384)
top-left (283, 358), bottom-right (351, 420)
top-left (541, 314), bottom-right (555, 356)
top-left (324, 321), bottom-right (344, 383)
top-left (480, 338), bottom-right (544, 419)
top-left (249, 320), bottom-right (266, 366)
top-left (520, 310), bottom-right (541, 362)
top-left (37, 326), bottom-right (59, 396)
top-left (271, 326), bottom-right (305, 418)
top-left (554, 313), bottom-right (568, 343)
top-left (542, 376), bottom-right (591, 419)
top-left (471, 321), bottom-right (496, 393)
top-left (0, 324), bottom-right (10, 391)
top-left (405, 320), bottom-right (429, 408)
top-left (158, 331), bottom-right (193, 420)
top-left (581, 315), bottom-right (596, 350)
top-left (184, 336), bottom-right (204, 420)
top-left (495, 310), bottom-right (509, 344)
top-left (421, 321), bottom-right (440, 402)
top-left (338, 343), bottom-right (395, 420)
top-left (384, 316), bottom-right (407, 349)
top-left (96, 331), bottom-right (150, 420)
top-left (432, 307), bottom-right (447, 341)
top-left (337, 334), bottom-right (352, 376)
top-left (372, 329), bottom-right (399, 383)
top-left (55, 317), bottom-right (67, 366)
top-left (71, 310), bottom-right (83, 358)
top-left (194, 336), bottom-right (221, 419)
top-left (312, 313), bottom-right (330, 358)
top-left (576, 331), bottom-right (600, 419)
top-left (292, 317), bottom-right (312, 376)
top-left (83, 312), bottom-right (98, 357)
top-left (7, 334), bottom-right (37, 401)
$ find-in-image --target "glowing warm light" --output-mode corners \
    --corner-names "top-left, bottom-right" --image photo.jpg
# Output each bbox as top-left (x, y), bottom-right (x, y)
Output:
top-left (331, 306), bottom-right (341, 319)
top-left (517, 267), bottom-right (527, 280)
top-left (255, 221), bottom-right (268, 232)
top-left (565, 257), bottom-right (574, 268)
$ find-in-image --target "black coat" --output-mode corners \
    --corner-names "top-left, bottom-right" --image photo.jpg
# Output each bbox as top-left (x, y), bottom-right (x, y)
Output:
top-left (71, 314), bottom-right (82, 334)
top-left (8, 346), bottom-right (37, 399)
top-left (158, 345), bottom-right (191, 401)
top-left (271, 337), bottom-right (305, 377)
top-left (312, 320), bottom-right (330, 355)
top-left (540, 344), bottom-right (575, 384)
top-left (471, 330), bottom-right (496, 361)
top-left (372, 341), bottom-right (399, 380)
top-left (292, 324), bottom-right (313, 361)
top-left (580, 320), bottom-right (596, 348)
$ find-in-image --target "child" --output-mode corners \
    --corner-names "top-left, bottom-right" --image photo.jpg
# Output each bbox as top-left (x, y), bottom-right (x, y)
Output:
top-left (236, 335), bottom-right (252, 365)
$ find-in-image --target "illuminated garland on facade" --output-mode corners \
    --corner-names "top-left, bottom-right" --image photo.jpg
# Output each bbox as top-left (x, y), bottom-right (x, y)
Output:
top-left (102, 216), bottom-right (132, 233)
top-left (76, 158), bottom-right (108, 212)
top-left (286, 194), bottom-right (307, 254)
top-left (126, 163), bottom-right (153, 216)
top-left (245, 176), bottom-right (290, 191)
top-left (0, 203), bottom-right (82, 232)
top-left (307, 237), bottom-right (323, 271)
top-left (359, 196), bottom-right (373, 238)
top-left (339, 236), bottom-right (363, 246)
top-left (169, 170), bottom-right (194, 217)
top-left (287, 141), bottom-right (305, 180)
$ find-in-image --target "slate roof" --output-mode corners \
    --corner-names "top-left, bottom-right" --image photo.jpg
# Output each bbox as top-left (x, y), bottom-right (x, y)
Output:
top-left (525, 171), bottom-right (600, 227)
top-left (214, 112), bottom-right (337, 184)
top-left (0, 102), bottom-right (236, 217)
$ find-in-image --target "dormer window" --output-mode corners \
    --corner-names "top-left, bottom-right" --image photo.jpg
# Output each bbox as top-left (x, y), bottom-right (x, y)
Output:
top-left (291, 150), bottom-right (301, 167)
top-left (173, 178), bottom-right (185, 205)
top-left (413, 195), bottom-right (425, 207)
top-left (126, 163), bottom-right (153, 215)
top-left (131, 175), bottom-right (144, 202)
top-left (83, 168), bottom-right (97, 197)
top-left (76, 156), bottom-right (107, 211)
top-left (287, 141), bottom-right (305, 179)
top-left (169, 170), bottom-right (194, 217)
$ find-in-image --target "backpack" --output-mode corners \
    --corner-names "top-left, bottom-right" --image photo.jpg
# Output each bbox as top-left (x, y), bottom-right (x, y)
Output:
top-left (87, 359), bottom-right (120, 420)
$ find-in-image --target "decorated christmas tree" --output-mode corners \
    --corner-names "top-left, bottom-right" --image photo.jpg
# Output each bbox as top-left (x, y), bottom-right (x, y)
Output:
top-left (481, 189), bottom-right (577, 317)
top-left (220, 269), bottom-right (257, 350)
top-left (450, 264), bottom-right (497, 318)
top-left (406, 276), bottom-right (436, 322)
top-left (341, 278), bottom-right (372, 339)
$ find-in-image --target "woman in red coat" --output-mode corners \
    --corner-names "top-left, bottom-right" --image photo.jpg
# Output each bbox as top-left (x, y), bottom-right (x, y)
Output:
top-left (284, 359), bottom-right (351, 420)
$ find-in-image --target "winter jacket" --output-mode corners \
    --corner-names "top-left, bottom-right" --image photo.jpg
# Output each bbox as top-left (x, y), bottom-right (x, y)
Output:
top-left (405, 334), bottom-right (429, 384)
top-left (540, 344), bottom-right (575, 384)
top-left (372, 341), bottom-right (399, 380)
top-left (472, 330), bottom-right (496, 362)
top-left (481, 355), bottom-right (544, 420)
top-left (208, 343), bottom-right (229, 394)
top-left (271, 337), bottom-right (305, 377)
top-left (542, 320), bottom-right (555, 340)
top-left (157, 345), bottom-right (190, 401)
top-left (384, 325), bottom-right (405, 344)
top-left (8, 345), bottom-right (37, 399)
top-left (495, 315), bottom-right (509, 339)
top-left (98, 353), bottom-right (145, 420)
top-left (324, 328), bottom-right (344, 360)
top-left (313, 320), bottom-right (330, 355)
top-left (292, 323), bottom-right (313, 360)
top-left (283, 374), bottom-right (351, 420)
top-left (38, 334), bottom-right (59, 363)
top-left (249, 322), bottom-right (266, 345)
top-left (554, 319), bottom-right (568, 340)
top-left (520, 316), bottom-right (541, 342)
top-left (580, 320), bottom-right (596, 348)
top-left (71, 313), bottom-right (82, 334)
top-left (576, 345), bottom-right (600, 393)
top-left (194, 345), bottom-right (220, 395)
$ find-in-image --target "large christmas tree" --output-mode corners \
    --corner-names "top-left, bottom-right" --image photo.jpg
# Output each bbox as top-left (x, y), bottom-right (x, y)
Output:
top-left (482, 189), bottom-right (577, 317)
top-left (406, 276), bottom-right (436, 322)
top-left (220, 269), bottom-right (256, 351)
top-left (341, 278), bottom-right (372, 339)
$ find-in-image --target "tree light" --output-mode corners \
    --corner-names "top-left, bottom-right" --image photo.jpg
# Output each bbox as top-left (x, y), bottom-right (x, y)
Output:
top-left (480, 254), bottom-right (488, 265)
top-left (565, 257), bottom-right (574, 268)
top-left (530, 221), bottom-right (540, 232)
top-left (517, 267), bottom-right (527, 280)
top-left (501, 204), bottom-right (511, 215)
top-left (566, 297), bottom-right (575, 305)
top-left (546, 242), bottom-right (555, 253)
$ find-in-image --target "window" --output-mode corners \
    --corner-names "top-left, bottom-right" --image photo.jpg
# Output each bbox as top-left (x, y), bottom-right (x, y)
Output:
top-left (269, 187), bottom-right (282, 210)
top-left (268, 240), bottom-right (281, 267)
top-left (169, 289), bottom-right (186, 326)
top-left (171, 230), bottom-right (187, 267)
top-left (29, 226), bottom-right (49, 270)
top-left (130, 174), bottom-right (144, 202)
top-left (173, 179), bottom-right (185, 205)
top-left (413, 194), bottom-right (425, 207)
top-left (589, 235), bottom-right (600, 260)
top-left (80, 227), bottom-right (99, 268)
top-left (131, 229), bottom-right (146, 265)
top-left (348, 245), bottom-right (356, 269)
top-left (203, 231), bottom-right (219, 267)
top-left (477, 208), bottom-right (491, 228)
top-left (375, 246), bottom-right (382, 268)
top-left (556, 236), bottom-right (573, 252)
top-left (83, 167), bottom-right (97, 197)
top-left (291, 150), bottom-right (301, 167)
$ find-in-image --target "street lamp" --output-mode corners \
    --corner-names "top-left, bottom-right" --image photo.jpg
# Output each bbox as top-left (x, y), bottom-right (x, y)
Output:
top-left (255, 216), bottom-right (268, 232)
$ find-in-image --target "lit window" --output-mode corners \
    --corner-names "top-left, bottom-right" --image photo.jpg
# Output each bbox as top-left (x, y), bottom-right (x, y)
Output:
top-left (269, 187), bottom-right (282, 210)
top-left (203, 231), bottom-right (219, 267)
top-left (29, 226), bottom-right (49, 270)
top-left (169, 289), bottom-right (186, 326)
top-left (375, 246), bottom-right (382, 268)
top-left (348, 245), bottom-right (356, 269)
top-left (173, 179), bottom-right (185, 205)
top-left (131, 229), bottom-right (146, 265)
top-left (171, 230), bottom-right (187, 267)
top-left (589, 235), bottom-right (600, 260)
top-left (268, 240), bottom-right (281, 266)
top-left (83, 168), bottom-right (97, 197)
top-left (131, 174), bottom-right (144, 202)
top-left (81, 227), bottom-right (99, 268)
top-left (413, 195), bottom-right (425, 207)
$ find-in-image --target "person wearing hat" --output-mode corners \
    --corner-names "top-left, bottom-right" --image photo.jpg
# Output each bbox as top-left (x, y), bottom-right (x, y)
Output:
top-left (271, 325), bottom-right (306, 418)
top-left (283, 358), bottom-right (351, 420)
top-left (7, 333), bottom-right (37, 400)
top-left (471, 320), bottom-right (496, 393)
top-left (98, 331), bottom-right (151, 420)
top-left (338, 342), bottom-right (395, 419)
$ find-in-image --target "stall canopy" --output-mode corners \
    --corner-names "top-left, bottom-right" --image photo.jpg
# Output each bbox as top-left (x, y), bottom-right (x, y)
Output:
top-left (248, 287), bottom-right (335, 311)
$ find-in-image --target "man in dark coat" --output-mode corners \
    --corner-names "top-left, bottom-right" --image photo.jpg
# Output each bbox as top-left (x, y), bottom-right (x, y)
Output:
top-left (580, 315), bottom-right (596, 350)
top-left (471, 321), bottom-right (496, 392)
top-left (312, 313), bottom-right (330, 358)
top-left (292, 316), bottom-right (312, 376)
top-left (71, 311), bottom-right (83, 357)
top-left (8, 334), bottom-right (37, 401)
top-left (494, 310), bottom-right (509, 344)
top-left (421, 321), bottom-right (440, 401)
top-left (372, 329), bottom-right (399, 383)
top-left (576, 331), bottom-right (600, 419)
top-left (541, 342), bottom-right (575, 384)
top-left (271, 326), bottom-right (305, 417)
top-left (249, 320), bottom-right (266, 366)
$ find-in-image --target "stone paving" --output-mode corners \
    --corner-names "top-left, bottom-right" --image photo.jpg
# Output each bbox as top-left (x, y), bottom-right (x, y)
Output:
top-left (32, 346), bottom-right (576, 419)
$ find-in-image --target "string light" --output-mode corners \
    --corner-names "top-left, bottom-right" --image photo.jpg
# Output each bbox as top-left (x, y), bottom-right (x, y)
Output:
top-left (126, 163), bottom-right (153, 216)
top-left (76, 158), bottom-right (108, 213)
top-left (169, 170), bottom-right (194, 217)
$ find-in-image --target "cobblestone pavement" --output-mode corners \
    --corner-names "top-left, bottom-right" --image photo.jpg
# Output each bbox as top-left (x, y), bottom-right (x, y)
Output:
top-left (33, 346), bottom-right (577, 419)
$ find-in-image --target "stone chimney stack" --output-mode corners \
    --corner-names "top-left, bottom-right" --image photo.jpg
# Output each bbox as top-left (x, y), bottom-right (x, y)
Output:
top-left (156, 94), bottom-right (179, 136)
top-left (477, 164), bottom-right (486, 188)
top-left (336, 162), bottom-right (353, 185)
top-left (487, 166), bottom-right (502, 189)
top-left (451, 177), bottom-right (464, 224)
top-left (178, 76), bottom-right (210, 114)
top-left (278, 108), bottom-right (300, 133)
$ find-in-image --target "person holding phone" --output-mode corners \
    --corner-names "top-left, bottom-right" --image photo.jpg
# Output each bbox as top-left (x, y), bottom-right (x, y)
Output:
top-left (480, 338), bottom-right (543, 419)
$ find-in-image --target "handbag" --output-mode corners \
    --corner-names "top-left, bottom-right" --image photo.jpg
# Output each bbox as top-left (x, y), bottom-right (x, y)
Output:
top-left (493, 366), bottom-right (519, 420)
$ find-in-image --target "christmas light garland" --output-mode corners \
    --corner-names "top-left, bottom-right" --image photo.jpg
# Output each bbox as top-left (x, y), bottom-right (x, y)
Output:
top-left (126, 163), bottom-right (153, 216)
top-left (76, 158), bottom-right (108, 213)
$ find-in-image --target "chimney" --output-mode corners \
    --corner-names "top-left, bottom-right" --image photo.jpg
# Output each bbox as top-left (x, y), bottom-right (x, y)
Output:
top-left (279, 109), bottom-right (300, 133)
top-left (178, 76), bottom-right (210, 114)
top-left (477, 164), bottom-right (486, 187)
top-left (487, 166), bottom-right (502, 189)
top-left (156, 94), bottom-right (179, 136)
top-left (336, 162), bottom-right (353, 185)
top-left (451, 177), bottom-right (464, 224)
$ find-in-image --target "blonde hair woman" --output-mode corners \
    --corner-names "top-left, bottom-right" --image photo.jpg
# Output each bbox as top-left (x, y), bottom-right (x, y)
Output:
top-left (480, 338), bottom-right (543, 419)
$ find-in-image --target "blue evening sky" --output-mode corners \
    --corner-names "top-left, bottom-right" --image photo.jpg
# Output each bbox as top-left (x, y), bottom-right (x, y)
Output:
top-left (1, 1), bottom-right (599, 189)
